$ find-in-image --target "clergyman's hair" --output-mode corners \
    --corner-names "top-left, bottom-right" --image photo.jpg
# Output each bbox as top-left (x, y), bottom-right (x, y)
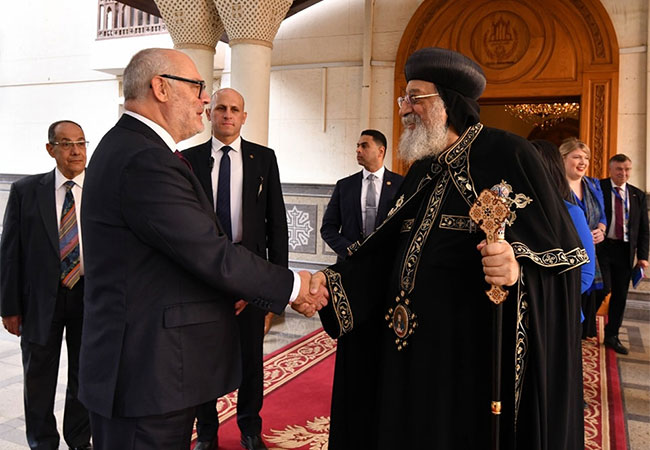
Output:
top-left (609, 153), bottom-right (631, 164)
top-left (123, 48), bottom-right (175, 101)
top-left (361, 129), bottom-right (388, 150)
top-left (48, 120), bottom-right (83, 144)
top-left (559, 136), bottom-right (591, 159)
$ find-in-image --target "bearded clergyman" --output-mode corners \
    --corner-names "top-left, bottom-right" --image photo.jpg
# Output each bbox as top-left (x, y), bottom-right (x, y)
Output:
top-left (312, 47), bottom-right (587, 449)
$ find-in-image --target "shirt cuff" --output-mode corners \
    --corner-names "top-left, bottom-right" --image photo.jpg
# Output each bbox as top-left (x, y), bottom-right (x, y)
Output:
top-left (288, 271), bottom-right (301, 303)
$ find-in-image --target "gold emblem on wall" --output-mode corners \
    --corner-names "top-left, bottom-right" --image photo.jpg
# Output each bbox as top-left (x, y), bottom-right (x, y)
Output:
top-left (471, 11), bottom-right (529, 69)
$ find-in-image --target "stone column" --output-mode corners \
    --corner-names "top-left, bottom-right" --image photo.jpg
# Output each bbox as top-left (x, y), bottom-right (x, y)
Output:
top-left (214, 0), bottom-right (292, 146)
top-left (154, 0), bottom-right (224, 144)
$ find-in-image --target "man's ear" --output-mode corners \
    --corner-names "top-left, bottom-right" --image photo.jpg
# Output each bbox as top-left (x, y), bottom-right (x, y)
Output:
top-left (379, 145), bottom-right (386, 159)
top-left (45, 143), bottom-right (56, 159)
top-left (150, 76), bottom-right (170, 102)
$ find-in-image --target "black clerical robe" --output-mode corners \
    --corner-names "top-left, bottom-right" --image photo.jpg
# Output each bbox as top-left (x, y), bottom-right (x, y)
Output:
top-left (318, 124), bottom-right (586, 450)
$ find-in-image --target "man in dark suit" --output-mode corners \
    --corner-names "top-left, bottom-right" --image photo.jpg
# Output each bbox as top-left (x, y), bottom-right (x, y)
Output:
top-left (78, 48), bottom-right (326, 450)
top-left (1, 120), bottom-right (92, 449)
top-left (321, 130), bottom-right (403, 261)
top-left (182, 88), bottom-right (287, 450)
top-left (599, 154), bottom-right (649, 354)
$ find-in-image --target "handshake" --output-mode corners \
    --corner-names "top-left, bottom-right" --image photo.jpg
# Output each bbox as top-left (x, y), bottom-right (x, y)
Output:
top-left (291, 271), bottom-right (329, 317)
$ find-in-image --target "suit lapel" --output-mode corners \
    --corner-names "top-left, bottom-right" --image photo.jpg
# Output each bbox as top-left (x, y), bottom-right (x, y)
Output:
top-left (377, 170), bottom-right (396, 222)
top-left (38, 171), bottom-right (59, 254)
top-left (193, 142), bottom-right (214, 206)
top-left (352, 171), bottom-right (363, 233)
top-left (241, 139), bottom-right (260, 239)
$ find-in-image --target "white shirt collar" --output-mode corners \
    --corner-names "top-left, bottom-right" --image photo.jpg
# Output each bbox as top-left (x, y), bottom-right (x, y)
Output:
top-left (609, 179), bottom-right (628, 191)
top-left (362, 166), bottom-right (385, 180)
top-left (54, 167), bottom-right (85, 190)
top-left (211, 136), bottom-right (242, 155)
top-left (124, 110), bottom-right (177, 152)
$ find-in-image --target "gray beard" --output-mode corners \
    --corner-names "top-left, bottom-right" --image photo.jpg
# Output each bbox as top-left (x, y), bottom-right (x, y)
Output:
top-left (398, 100), bottom-right (449, 163)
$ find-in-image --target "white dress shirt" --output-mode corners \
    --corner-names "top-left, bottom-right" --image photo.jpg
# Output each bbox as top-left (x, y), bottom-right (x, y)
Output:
top-left (607, 179), bottom-right (629, 241)
top-left (54, 168), bottom-right (85, 275)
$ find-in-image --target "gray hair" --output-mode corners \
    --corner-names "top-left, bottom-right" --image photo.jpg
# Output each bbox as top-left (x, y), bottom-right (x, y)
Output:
top-left (123, 48), bottom-right (175, 101)
top-left (48, 120), bottom-right (83, 144)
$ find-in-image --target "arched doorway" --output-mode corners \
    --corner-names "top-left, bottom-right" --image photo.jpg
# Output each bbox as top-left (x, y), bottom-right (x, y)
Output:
top-left (392, 0), bottom-right (619, 178)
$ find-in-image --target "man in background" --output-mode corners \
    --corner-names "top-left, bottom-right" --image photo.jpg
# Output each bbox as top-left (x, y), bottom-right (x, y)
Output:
top-left (1, 120), bottom-right (91, 449)
top-left (321, 129), bottom-right (403, 261)
top-left (599, 154), bottom-right (649, 354)
top-left (183, 88), bottom-right (288, 450)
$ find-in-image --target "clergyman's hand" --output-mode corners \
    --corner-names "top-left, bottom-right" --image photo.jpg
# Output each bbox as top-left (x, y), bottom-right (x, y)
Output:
top-left (292, 271), bottom-right (329, 317)
top-left (2, 315), bottom-right (21, 337)
top-left (477, 239), bottom-right (519, 287)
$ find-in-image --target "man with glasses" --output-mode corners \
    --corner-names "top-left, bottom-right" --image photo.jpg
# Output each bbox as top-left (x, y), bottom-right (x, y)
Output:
top-left (78, 48), bottom-right (327, 449)
top-left (311, 47), bottom-right (586, 449)
top-left (182, 88), bottom-right (289, 450)
top-left (321, 129), bottom-right (403, 262)
top-left (1, 120), bottom-right (91, 449)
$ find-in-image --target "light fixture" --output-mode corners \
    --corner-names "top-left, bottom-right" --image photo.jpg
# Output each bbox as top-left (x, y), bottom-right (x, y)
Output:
top-left (504, 102), bottom-right (580, 129)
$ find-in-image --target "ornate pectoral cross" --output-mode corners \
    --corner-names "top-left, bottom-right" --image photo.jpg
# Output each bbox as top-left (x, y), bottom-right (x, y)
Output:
top-left (469, 189), bottom-right (511, 304)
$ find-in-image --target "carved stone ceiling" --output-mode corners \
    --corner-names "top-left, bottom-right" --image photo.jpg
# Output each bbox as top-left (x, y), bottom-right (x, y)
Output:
top-left (118, 0), bottom-right (322, 23)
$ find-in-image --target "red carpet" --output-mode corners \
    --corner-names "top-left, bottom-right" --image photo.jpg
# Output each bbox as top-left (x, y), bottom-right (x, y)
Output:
top-left (583, 316), bottom-right (628, 450)
top-left (192, 318), bottom-right (627, 450)
top-left (192, 329), bottom-right (336, 449)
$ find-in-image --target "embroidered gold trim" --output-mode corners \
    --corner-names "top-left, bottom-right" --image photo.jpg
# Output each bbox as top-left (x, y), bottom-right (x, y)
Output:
top-left (346, 240), bottom-right (361, 256)
top-left (513, 269), bottom-right (528, 426)
top-left (444, 123), bottom-right (483, 207)
top-left (511, 242), bottom-right (589, 269)
top-left (322, 268), bottom-right (352, 336)
top-left (400, 171), bottom-right (450, 293)
top-left (439, 214), bottom-right (473, 231)
top-left (401, 219), bottom-right (414, 233)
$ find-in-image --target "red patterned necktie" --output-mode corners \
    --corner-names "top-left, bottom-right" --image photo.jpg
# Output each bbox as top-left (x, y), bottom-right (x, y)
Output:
top-left (614, 186), bottom-right (624, 240)
top-left (60, 181), bottom-right (81, 288)
top-left (175, 150), bottom-right (193, 171)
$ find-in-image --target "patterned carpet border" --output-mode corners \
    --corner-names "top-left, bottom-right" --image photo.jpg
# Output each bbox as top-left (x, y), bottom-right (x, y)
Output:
top-left (216, 330), bottom-right (336, 423)
top-left (583, 317), bottom-right (609, 450)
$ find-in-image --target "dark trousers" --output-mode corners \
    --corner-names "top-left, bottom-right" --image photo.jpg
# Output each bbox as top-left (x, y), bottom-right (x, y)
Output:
top-left (21, 280), bottom-right (90, 450)
top-left (600, 239), bottom-right (632, 338)
top-left (89, 407), bottom-right (195, 450)
top-left (196, 305), bottom-right (265, 440)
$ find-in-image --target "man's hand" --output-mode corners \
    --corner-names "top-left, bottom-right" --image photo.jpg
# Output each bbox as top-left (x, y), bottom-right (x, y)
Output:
top-left (477, 240), bottom-right (520, 287)
top-left (591, 227), bottom-right (605, 244)
top-left (291, 271), bottom-right (329, 317)
top-left (234, 299), bottom-right (247, 315)
top-left (2, 315), bottom-right (21, 337)
top-left (637, 259), bottom-right (649, 271)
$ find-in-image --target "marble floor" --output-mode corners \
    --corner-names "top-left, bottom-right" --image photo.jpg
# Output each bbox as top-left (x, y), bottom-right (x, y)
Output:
top-left (0, 308), bottom-right (646, 449)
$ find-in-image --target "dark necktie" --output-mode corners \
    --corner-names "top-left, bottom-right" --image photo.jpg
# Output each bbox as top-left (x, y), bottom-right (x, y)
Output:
top-left (216, 146), bottom-right (232, 241)
top-left (614, 186), bottom-right (624, 240)
top-left (60, 181), bottom-right (81, 288)
top-left (365, 174), bottom-right (377, 237)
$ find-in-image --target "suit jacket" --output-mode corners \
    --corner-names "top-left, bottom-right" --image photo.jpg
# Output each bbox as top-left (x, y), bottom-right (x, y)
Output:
top-left (79, 114), bottom-right (294, 419)
top-left (182, 139), bottom-right (288, 266)
top-left (0, 171), bottom-right (62, 346)
top-left (600, 178), bottom-right (649, 267)
top-left (321, 169), bottom-right (403, 259)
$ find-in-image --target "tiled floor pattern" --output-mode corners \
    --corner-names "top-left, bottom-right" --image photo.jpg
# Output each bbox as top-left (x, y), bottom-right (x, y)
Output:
top-left (0, 309), bottom-right (646, 449)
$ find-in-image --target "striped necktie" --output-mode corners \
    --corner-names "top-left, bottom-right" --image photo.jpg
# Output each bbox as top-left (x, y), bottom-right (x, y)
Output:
top-left (60, 181), bottom-right (81, 288)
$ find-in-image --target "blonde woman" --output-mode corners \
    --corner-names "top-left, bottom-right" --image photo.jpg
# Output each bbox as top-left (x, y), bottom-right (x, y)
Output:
top-left (560, 137), bottom-right (607, 339)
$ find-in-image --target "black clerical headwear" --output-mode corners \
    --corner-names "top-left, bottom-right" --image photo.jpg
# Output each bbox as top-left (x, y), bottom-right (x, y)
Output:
top-left (404, 47), bottom-right (486, 135)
